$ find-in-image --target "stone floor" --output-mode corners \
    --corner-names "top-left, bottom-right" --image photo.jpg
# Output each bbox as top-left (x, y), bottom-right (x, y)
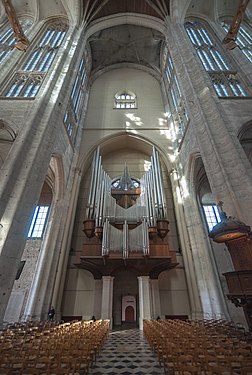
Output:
top-left (89, 327), bottom-right (163, 375)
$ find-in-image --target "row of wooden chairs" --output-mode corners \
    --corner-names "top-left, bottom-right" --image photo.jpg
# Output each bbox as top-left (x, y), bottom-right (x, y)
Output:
top-left (0, 319), bottom-right (110, 374)
top-left (144, 319), bottom-right (252, 374)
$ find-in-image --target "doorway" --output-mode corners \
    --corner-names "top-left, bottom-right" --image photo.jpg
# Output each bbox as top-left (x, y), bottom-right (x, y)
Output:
top-left (125, 306), bottom-right (134, 321)
top-left (112, 268), bottom-right (138, 327)
top-left (122, 295), bottom-right (136, 322)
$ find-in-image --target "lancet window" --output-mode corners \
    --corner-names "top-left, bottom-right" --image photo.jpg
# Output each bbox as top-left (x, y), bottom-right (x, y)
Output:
top-left (2, 19), bottom-right (68, 98)
top-left (162, 46), bottom-right (189, 142)
top-left (114, 91), bottom-right (137, 109)
top-left (27, 205), bottom-right (50, 238)
top-left (64, 48), bottom-right (91, 142)
top-left (203, 204), bottom-right (221, 231)
top-left (185, 20), bottom-right (248, 97)
top-left (0, 17), bottom-right (33, 65)
top-left (222, 20), bottom-right (252, 64)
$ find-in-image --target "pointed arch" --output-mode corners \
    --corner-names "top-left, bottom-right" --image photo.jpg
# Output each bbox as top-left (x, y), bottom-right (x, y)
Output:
top-left (0, 120), bottom-right (17, 169)
top-left (238, 120), bottom-right (252, 166)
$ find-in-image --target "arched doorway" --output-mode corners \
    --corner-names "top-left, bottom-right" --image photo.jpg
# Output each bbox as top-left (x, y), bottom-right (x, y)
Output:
top-left (125, 306), bottom-right (134, 321)
top-left (122, 295), bottom-right (136, 322)
top-left (113, 268), bottom-right (138, 327)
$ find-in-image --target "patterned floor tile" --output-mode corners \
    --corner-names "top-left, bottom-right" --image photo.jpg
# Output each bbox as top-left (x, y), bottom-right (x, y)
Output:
top-left (89, 328), bottom-right (163, 374)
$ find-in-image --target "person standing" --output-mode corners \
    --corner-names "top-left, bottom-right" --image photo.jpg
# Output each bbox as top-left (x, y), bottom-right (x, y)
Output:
top-left (48, 306), bottom-right (55, 321)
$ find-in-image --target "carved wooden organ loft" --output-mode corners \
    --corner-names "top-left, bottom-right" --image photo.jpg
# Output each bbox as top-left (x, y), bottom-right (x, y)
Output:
top-left (77, 147), bottom-right (178, 278)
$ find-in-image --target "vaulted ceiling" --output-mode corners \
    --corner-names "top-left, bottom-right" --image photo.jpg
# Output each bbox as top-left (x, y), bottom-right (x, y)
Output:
top-left (1, 0), bottom-right (250, 25)
top-left (0, 0), bottom-right (251, 76)
top-left (89, 25), bottom-right (164, 74)
top-left (82, 0), bottom-right (170, 24)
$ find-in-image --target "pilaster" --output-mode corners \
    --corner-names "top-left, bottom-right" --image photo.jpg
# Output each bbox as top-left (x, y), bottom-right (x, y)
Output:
top-left (138, 276), bottom-right (152, 330)
top-left (101, 276), bottom-right (114, 328)
top-left (150, 279), bottom-right (161, 319)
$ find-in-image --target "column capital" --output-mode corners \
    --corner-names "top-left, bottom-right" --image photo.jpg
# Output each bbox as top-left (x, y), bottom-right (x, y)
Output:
top-left (137, 275), bottom-right (150, 281)
top-left (102, 275), bottom-right (114, 281)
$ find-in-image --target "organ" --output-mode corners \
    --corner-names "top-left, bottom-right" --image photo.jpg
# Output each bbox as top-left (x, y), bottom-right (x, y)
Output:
top-left (76, 147), bottom-right (178, 278)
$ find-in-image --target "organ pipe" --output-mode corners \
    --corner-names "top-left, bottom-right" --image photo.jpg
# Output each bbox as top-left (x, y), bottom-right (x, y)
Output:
top-left (141, 175), bottom-right (150, 225)
top-left (88, 148), bottom-right (101, 219)
top-left (102, 218), bottom-right (109, 256)
top-left (153, 146), bottom-right (166, 218)
top-left (147, 173), bottom-right (152, 224)
top-left (152, 148), bottom-right (160, 217)
top-left (86, 150), bottom-right (96, 218)
top-left (143, 219), bottom-right (149, 256)
top-left (150, 157), bottom-right (158, 218)
top-left (142, 219), bottom-right (146, 255)
top-left (123, 220), bottom-right (128, 259)
top-left (97, 171), bottom-right (105, 227)
top-left (85, 146), bottom-right (169, 257)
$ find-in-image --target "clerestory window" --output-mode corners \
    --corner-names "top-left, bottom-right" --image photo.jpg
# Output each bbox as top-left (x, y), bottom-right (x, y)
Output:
top-left (2, 19), bottom-right (68, 98)
top-left (163, 46), bottom-right (189, 141)
top-left (114, 91), bottom-right (137, 109)
top-left (0, 17), bottom-right (33, 65)
top-left (222, 20), bottom-right (252, 64)
top-left (203, 204), bottom-right (221, 232)
top-left (27, 205), bottom-right (50, 238)
top-left (185, 19), bottom-right (248, 97)
top-left (64, 48), bottom-right (91, 142)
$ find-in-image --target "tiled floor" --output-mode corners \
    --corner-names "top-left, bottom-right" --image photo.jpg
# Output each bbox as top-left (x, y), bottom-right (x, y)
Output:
top-left (89, 328), bottom-right (163, 375)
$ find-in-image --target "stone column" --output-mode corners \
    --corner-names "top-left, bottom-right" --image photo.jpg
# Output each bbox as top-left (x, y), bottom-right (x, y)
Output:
top-left (138, 276), bottom-right (152, 330)
top-left (169, 170), bottom-right (203, 320)
top-left (165, 20), bottom-right (252, 227)
top-left (93, 279), bottom-right (102, 320)
top-left (150, 279), bottom-right (161, 319)
top-left (101, 276), bottom-right (114, 328)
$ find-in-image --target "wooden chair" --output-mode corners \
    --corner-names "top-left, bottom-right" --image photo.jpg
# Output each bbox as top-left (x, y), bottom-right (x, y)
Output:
top-left (178, 364), bottom-right (201, 374)
top-left (35, 356), bottom-right (52, 372)
top-left (206, 365), bottom-right (232, 374)
top-left (21, 369), bottom-right (40, 375)
top-left (241, 367), bottom-right (252, 375)
top-left (48, 368), bottom-right (72, 375)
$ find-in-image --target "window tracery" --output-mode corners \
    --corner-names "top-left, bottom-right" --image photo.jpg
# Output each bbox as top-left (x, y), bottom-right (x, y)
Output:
top-left (162, 46), bottom-right (189, 142)
top-left (203, 204), bottom-right (221, 231)
top-left (28, 205), bottom-right (49, 238)
top-left (222, 20), bottom-right (252, 63)
top-left (0, 17), bottom-right (33, 65)
top-left (185, 20), bottom-right (248, 97)
top-left (2, 19), bottom-right (68, 98)
top-left (114, 91), bottom-right (137, 109)
top-left (64, 48), bottom-right (91, 142)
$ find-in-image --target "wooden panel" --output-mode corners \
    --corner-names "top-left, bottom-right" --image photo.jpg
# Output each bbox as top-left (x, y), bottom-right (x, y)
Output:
top-left (83, 0), bottom-right (169, 21)
top-left (82, 244), bottom-right (102, 256)
top-left (149, 244), bottom-right (170, 256)
top-left (228, 237), bottom-right (252, 270)
top-left (224, 270), bottom-right (252, 296)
